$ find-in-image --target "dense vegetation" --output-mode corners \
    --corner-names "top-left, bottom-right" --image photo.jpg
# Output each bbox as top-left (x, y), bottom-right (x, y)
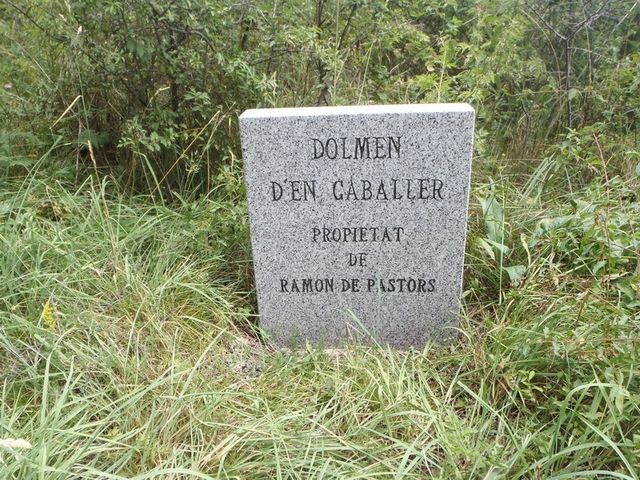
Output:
top-left (1, 0), bottom-right (639, 478)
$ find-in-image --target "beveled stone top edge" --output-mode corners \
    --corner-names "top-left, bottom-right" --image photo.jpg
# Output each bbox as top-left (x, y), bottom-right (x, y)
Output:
top-left (239, 103), bottom-right (474, 119)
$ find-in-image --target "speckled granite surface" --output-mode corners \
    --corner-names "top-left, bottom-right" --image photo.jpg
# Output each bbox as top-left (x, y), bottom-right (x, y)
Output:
top-left (239, 104), bottom-right (475, 348)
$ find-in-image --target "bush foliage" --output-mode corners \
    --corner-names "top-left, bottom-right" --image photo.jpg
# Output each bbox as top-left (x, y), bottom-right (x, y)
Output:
top-left (1, 0), bottom-right (638, 192)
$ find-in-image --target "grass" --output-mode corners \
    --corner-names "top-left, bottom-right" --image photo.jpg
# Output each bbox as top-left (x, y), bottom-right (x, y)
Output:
top-left (0, 140), bottom-right (639, 479)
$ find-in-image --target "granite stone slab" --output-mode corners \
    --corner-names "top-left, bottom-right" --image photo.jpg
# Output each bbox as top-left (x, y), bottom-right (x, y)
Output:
top-left (239, 104), bottom-right (475, 348)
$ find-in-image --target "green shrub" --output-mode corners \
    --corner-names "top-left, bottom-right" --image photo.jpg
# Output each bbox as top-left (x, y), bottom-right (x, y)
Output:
top-left (1, 0), bottom-right (638, 194)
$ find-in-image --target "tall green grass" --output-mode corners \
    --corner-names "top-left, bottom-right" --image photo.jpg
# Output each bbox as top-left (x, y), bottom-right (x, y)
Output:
top-left (1, 139), bottom-right (638, 478)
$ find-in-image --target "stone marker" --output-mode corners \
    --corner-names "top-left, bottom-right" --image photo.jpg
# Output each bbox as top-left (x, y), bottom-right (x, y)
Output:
top-left (239, 104), bottom-right (475, 348)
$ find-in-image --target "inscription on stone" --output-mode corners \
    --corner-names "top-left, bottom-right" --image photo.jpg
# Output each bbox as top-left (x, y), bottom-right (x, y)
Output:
top-left (239, 104), bottom-right (475, 348)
